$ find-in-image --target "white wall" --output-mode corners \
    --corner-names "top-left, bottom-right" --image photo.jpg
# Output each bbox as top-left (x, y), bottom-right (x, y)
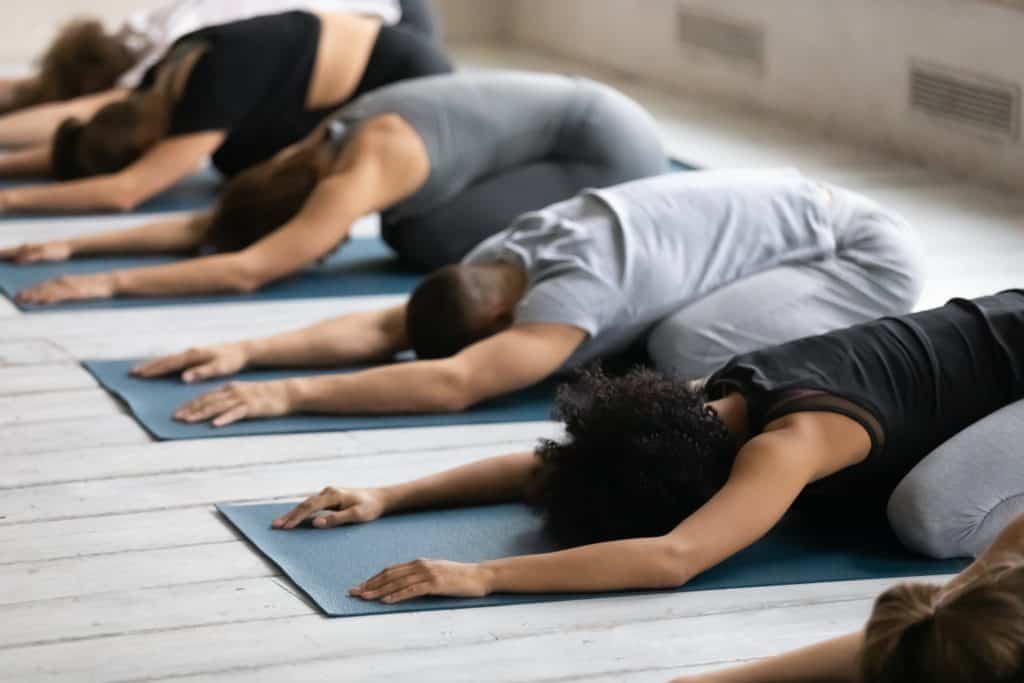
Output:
top-left (509, 0), bottom-right (1024, 190)
top-left (3, 1), bottom-right (1021, 189)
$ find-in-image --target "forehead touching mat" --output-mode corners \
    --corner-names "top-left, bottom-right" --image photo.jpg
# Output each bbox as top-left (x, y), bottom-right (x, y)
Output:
top-left (218, 501), bottom-right (969, 617)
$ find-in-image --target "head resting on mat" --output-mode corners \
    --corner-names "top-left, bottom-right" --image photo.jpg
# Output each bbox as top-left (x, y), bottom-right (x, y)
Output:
top-left (204, 142), bottom-right (335, 253)
top-left (524, 367), bottom-right (736, 546)
top-left (51, 94), bottom-right (165, 180)
top-left (4, 19), bottom-right (139, 114)
top-left (862, 560), bottom-right (1024, 683)
top-left (406, 263), bottom-right (527, 359)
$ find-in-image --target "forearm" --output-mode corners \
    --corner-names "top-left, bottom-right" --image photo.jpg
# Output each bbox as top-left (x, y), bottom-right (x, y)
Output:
top-left (241, 307), bottom-right (407, 368)
top-left (381, 452), bottom-right (538, 514)
top-left (111, 253), bottom-right (262, 297)
top-left (290, 361), bottom-right (480, 415)
top-left (481, 536), bottom-right (689, 594)
top-left (68, 215), bottom-right (207, 255)
top-left (1, 175), bottom-right (133, 213)
top-left (677, 632), bottom-right (864, 683)
top-left (0, 145), bottom-right (50, 178)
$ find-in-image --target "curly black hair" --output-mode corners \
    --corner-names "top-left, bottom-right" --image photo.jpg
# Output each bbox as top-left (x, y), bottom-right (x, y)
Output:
top-left (526, 366), bottom-right (738, 546)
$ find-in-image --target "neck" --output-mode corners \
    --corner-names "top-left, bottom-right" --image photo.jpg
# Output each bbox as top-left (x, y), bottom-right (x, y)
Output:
top-left (708, 393), bottom-right (749, 443)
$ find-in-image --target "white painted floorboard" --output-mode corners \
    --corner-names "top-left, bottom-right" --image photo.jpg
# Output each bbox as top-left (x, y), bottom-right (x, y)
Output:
top-left (2, 41), bottom-right (1018, 681)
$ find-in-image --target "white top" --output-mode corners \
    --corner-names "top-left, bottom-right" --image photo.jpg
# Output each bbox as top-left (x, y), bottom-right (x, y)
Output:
top-left (117, 0), bottom-right (402, 88)
top-left (466, 169), bottom-right (839, 369)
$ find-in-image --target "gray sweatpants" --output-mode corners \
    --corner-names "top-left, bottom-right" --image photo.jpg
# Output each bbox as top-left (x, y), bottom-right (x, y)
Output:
top-left (887, 399), bottom-right (1024, 559)
top-left (647, 185), bottom-right (925, 378)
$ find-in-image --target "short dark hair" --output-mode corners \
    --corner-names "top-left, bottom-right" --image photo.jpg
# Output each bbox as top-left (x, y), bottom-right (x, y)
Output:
top-left (204, 149), bottom-right (321, 253)
top-left (406, 265), bottom-right (498, 359)
top-left (52, 98), bottom-right (155, 179)
top-left (526, 367), bottom-right (737, 546)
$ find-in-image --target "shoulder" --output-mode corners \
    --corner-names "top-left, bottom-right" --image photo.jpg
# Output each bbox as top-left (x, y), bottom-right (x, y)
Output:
top-left (754, 410), bottom-right (872, 480)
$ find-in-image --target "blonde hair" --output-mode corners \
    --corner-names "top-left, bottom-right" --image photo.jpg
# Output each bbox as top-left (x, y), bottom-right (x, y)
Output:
top-left (862, 556), bottom-right (1024, 683)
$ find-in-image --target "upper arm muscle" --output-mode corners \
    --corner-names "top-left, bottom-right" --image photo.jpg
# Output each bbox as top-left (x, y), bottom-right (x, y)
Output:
top-left (665, 412), bottom-right (869, 580)
top-left (447, 323), bottom-right (587, 404)
top-left (241, 115), bottom-right (431, 283)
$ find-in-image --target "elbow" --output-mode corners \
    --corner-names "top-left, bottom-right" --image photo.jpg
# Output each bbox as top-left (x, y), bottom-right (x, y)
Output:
top-left (227, 256), bottom-right (273, 294)
top-left (231, 272), bottom-right (267, 294)
top-left (430, 363), bottom-right (476, 413)
top-left (648, 538), bottom-right (698, 589)
top-left (105, 176), bottom-right (143, 213)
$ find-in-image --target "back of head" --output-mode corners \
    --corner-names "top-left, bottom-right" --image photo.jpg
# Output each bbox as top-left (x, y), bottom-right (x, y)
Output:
top-left (203, 147), bottom-right (323, 253)
top-left (526, 367), bottom-right (737, 546)
top-left (406, 265), bottom-right (504, 359)
top-left (863, 561), bottom-right (1024, 683)
top-left (33, 19), bottom-right (138, 105)
top-left (51, 97), bottom-right (157, 179)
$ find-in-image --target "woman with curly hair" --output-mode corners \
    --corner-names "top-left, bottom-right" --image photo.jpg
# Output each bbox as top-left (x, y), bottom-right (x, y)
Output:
top-left (268, 289), bottom-right (1024, 608)
top-left (670, 513), bottom-right (1024, 683)
top-left (0, 1), bottom-right (426, 138)
top-left (0, 3), bottom-right (448, 213)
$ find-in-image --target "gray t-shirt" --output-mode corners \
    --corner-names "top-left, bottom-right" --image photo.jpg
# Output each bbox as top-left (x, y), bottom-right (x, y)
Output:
top-left (325, 70), bottom-right (623, 223)
top-left (463, 168), bottom-right (838, 369)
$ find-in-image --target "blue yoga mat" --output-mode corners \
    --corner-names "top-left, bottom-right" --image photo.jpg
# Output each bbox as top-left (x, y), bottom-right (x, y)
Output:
top-left (0, 166), bottom-right (221, 215)
top-left (219, 501), bottom-right (969, 617)
top-left (83, 358), bottom-right (557, 440)
top-left (0, 237), bottom-right (420, 311)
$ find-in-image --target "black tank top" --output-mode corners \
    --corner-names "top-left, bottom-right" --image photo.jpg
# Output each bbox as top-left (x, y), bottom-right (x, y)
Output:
top-left (707, 290), bottom-right (1024, 503)
top-left (140, 12), bottom-right (450, 176)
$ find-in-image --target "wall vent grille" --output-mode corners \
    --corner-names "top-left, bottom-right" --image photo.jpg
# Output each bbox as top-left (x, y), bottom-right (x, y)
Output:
top-left (911, 62), bottom-right (1020, 140)
top-left (676, 7), bottom-right (765, 72)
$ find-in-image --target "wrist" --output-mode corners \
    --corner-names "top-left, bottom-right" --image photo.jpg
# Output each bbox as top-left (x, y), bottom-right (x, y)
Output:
top-left (374, 485), bottom-right (401, 515)
top-left (281, 376), bottom-right (315, 413)
top-left (239, 337), bottom-right (275, 367)
top-left (105, 270), bottom-right (125, 296)
top-left (476, 561), bottom-right (499, 595)
top-left (234, 339), bottom-right (258, 367)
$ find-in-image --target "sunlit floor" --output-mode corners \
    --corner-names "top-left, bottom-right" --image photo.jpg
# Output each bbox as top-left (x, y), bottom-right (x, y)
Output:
top-left (1, 42), bottom-right (1021, 682)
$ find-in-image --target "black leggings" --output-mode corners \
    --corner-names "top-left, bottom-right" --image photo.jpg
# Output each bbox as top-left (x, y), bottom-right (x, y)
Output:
top-left (383, 161), bottom-right (656, 270)
top-left (398, 0), bottom-right (441, 42)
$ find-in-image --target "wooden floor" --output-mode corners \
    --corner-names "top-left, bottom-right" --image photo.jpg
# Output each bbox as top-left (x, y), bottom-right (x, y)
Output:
top-left (1, 43), bottom-right (1021, 682)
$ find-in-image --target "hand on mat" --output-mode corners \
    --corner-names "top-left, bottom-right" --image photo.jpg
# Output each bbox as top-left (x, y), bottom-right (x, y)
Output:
top-left (173, 379), bottom-right (294, 427)
top-left (132, 344), bottom-right (249, 383)
top-left (350, 559), bottom-right (491, 604)
top-left (272, 486), bottom-right (387, 529)
top-left (15, 273), bottom-right (115, 305)
top-left (0, 241), bottom-right (72, 264)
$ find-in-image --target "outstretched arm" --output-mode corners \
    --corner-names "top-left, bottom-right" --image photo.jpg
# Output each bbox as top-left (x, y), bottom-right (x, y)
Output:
top-left (171, 321), bottom-right (587, 426)
top-left (0, 213), bottom-right (211, 264)
top-left (0, 130), bottom-right (223, 214)
top-left (0, 145), bottom-right (51, 177)
top-left (273, 451), bottom-right (539, 529)
top-left (14, 112), bottom-right (428, 304)
top-left (671, 632), bottom-right (865, 683)
top-left (131, 304), bottom-right (410, 383)
top-left (0, 88), bottom-right (128, 148)
top-left (347, 412), bottom-right (872, 604)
